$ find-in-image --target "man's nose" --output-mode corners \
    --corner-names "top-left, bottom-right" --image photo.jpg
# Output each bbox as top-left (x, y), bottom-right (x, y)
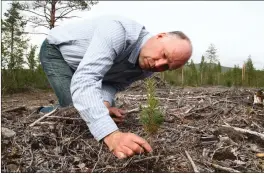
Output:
top-left (155, 58), bottom-right (168, 67)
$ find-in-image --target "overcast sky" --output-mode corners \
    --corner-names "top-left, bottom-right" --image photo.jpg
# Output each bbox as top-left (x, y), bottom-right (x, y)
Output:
top-left (2, 1), bottom-right (264, 69)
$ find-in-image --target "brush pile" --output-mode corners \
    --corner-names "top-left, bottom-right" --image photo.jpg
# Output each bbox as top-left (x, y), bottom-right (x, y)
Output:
top-left (1, 81), bottom-right (264, 172)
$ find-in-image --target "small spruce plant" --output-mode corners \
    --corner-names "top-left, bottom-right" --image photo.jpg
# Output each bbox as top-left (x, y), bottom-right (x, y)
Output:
top-left (140, 77), bottom-right (164, 140)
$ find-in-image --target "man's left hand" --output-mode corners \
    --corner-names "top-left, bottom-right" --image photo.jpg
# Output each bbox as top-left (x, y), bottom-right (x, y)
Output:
top-left (108, 107), bottom-right (126, 123)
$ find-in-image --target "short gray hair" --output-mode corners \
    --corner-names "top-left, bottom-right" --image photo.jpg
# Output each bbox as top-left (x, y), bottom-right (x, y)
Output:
top-left (168, 31), bottom-right (191, 42)
top-left (168, 31), bottom-right (193, 59)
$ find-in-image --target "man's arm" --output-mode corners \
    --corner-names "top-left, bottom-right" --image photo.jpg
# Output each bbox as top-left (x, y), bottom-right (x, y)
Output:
top-left (70, 20), bottom-right (125, 141)
top-left (101, 84), bottom-right (117, 107)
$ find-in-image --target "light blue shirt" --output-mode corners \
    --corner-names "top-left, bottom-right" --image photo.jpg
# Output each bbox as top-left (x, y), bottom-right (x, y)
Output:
top-left (47, 16), bottom-right (153, 141)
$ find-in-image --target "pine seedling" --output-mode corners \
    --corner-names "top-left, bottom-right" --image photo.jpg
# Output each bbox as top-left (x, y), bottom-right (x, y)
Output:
top-left (140, 77), bottom-right (164, 137)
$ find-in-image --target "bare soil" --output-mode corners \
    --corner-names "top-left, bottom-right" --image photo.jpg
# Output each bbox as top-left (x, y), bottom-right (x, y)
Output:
top-left (1, 82), bottom-right (264, 172)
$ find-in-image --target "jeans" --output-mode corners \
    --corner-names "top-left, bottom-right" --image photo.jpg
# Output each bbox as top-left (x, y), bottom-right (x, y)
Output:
top-left (39, 39), bottom-right (74, 107)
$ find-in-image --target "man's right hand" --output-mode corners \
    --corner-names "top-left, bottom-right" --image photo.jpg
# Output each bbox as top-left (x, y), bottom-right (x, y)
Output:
top-left (103, 131), bottom-right (152, 159)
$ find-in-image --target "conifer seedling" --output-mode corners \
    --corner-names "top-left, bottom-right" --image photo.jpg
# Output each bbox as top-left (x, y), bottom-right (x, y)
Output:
top-left (140, 77), bottom-right (164, 141)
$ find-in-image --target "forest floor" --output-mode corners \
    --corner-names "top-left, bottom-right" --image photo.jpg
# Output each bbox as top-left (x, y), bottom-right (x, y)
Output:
top-left (1, 80), bottom-right (264, 172)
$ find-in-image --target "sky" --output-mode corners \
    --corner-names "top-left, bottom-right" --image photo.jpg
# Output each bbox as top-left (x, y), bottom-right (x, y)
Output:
top-left (2, 1), bottom-right (264, 69)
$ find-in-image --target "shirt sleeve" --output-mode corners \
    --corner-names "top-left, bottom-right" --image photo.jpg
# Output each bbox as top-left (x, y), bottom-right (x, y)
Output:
top-left (70, 20), bottom-right (125, 141)
top-left (101, 84), bottom-right (117, 106)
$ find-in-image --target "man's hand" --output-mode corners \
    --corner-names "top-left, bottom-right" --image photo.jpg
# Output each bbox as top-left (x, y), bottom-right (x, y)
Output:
top-left (103, 101), bottom-right (126, 123)
top-left (103, 131), bottom-right (152, 159)
top-left (108, 107), bottom-right (126, 122)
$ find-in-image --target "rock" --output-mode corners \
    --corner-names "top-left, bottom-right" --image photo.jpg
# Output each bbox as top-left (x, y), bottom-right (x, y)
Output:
top-left (77, 163), bottom-right (86, 169)
top-left (1, 127), bottom-right (16, 138)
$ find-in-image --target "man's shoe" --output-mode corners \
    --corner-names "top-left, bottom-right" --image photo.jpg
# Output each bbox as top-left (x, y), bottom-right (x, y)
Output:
top-left (38, 105), bottom-right (59, 114)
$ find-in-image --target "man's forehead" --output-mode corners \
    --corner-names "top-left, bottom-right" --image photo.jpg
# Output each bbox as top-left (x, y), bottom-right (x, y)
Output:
top-left (167, 47), bottom-right (186, 62)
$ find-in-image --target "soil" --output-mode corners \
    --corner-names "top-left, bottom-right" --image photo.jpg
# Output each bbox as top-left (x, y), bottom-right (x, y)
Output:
top-left (1, 81), bottom-right (264, 173)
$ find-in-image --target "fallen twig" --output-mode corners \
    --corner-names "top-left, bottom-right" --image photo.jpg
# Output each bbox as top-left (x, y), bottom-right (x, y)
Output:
top-left (185, 106), bottom-right (195, 114)
top-left (46, 116), bottom-right (82, 120)
top-left (29, 108), bottom-right (58, 127)
top-left (222, 124), bottom-right (264, 141)
top-left (133, 155), bottom-right (164, 163)
top-left (203, 161), bottom-right (241, 173)
top-left (185, 150), bottom-right (199, 173)
top-left (91, 142), bottom-right (104, 172)
top-left (3, 105), bottom-right (26, 113)
top-left (35, 121), bottom-right (56, 125)
top-left (126, 107), bottom-right (140, 114)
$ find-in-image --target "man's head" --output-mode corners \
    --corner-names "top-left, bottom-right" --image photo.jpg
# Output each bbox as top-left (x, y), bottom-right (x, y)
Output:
top-left (139, 31), bottom-right (192, 72)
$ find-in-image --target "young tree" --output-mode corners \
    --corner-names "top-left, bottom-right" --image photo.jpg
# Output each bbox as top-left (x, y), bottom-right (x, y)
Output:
top-left (2, 2), bottom-right (29, 70)
top-left (140, 77), bottom-right (164, 141)
top-left (245, 55), bottom-right (255, 86)
top-left (205, 43), bottom-right (218, 85)
top-left (20, 0), bottom-right (99, 30)
top-left (199, 55), bottom-right (205, 85)
top-left (205, 43), bottom-right (218, 64)
top-left (232, 65), bottom-right (241, 87)
top-left (217, 61), bottom-right (222, 85)
top-left (189, 59), bottom-right (198, 86)
top-left (26, 45), bottom-right (38, 71)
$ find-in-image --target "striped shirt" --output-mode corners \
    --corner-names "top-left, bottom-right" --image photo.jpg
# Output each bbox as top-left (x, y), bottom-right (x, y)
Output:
top-left (47, 16), bottom-right (153, 141)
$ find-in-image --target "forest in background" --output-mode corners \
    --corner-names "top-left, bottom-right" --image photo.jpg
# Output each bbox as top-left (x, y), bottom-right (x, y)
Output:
top-left (1, 1), bottom-right (264, 95)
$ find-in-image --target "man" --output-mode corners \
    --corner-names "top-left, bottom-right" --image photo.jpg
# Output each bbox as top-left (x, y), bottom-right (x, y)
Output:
top-left (39, 15), bottom-right (192, 159)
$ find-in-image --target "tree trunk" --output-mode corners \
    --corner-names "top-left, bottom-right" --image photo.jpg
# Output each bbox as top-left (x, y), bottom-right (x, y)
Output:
top-left (10, 25), bottom-right (14, 70)
top-left (182, 67), bottom-right (184, 86)
top-left (50, 0), bottom-right (57, 29)
top-left (200, 72), bottom-right (203, 85)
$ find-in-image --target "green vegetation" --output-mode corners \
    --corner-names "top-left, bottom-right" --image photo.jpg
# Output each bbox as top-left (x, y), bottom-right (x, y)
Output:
top-left (161, 44), bottom-right (264, 88)
top-left (1, 1), bottom-right (98, 95)
top-left (1, 2), bottom-right (49, 95)
top-left (140, 77), bottom-right (164, 137)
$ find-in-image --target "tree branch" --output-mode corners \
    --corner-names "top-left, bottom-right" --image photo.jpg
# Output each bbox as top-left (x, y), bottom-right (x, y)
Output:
top-left (43, 3), bottom-right (50, 24)
top-left (26, 19), bottom-right (50, 28)
top-left (55, 16), bottom-right (80, 20)
top-left (21, 9), bottom-right (47, 18)
top-left (23, 32), bottom-right (48, 35)
top-left (56, 8), bottom-right (76, 20)
top-left (55, 5), bottom-right (72, 11)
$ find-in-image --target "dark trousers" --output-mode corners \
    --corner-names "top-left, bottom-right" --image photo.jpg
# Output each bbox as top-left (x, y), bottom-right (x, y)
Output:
top-left (39, 39), bottom-right (74, 107)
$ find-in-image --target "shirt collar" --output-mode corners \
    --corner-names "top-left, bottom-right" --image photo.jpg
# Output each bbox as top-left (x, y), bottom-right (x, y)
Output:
top-left (128, 29), bottom-right (153, 65)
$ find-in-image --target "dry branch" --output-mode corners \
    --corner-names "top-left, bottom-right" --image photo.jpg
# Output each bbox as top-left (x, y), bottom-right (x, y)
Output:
top-left (203, 161), bottom-right (241, 173)
top-left (222, 124), bottom-right (264, 141)
top-left (91, 142), bottom-right (104, 172)
top-left (133, 155), bottom-right (164, 163)
top-left (126, 107), bottom-right (140, 114)
top-left (46, 116), bottom-right (81, 120)
top-left (29, 108), bottom-right (58, 127)
top-left (3, 106), bottom-right (26, 113)
top-left (185, 150), bottom-right (199, 173)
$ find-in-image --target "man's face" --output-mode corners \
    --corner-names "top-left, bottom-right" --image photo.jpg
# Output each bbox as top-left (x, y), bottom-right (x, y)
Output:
top-left (139, 33), bottom-right (192, 72)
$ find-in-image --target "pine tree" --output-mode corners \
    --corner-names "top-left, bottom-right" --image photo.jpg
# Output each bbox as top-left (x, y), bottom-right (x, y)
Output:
top-left (189, 59), bottom-right (198, 86)
top-left (20, 0), bottom-right (98, 29)
top-left (205, 43), bottom-right (218, 64)
top-left (2, 2), bottom-right (28, 70)
top-left (140, 77), bottom-right (164, 143)
top-left (200, 55), bottom-right (205, 85)
top-left (1, 2), bottom-right (29, 90)
top-left (217, 61), bottom-right (222, 85)
top-left (27, 45), bottom-right (38, 71)
top-left (232, 65), bottom-right (240, 86)
top-left (205, 43), bottom-right (218, 85)
top-left (245, 55), bottom-right (255, 86)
